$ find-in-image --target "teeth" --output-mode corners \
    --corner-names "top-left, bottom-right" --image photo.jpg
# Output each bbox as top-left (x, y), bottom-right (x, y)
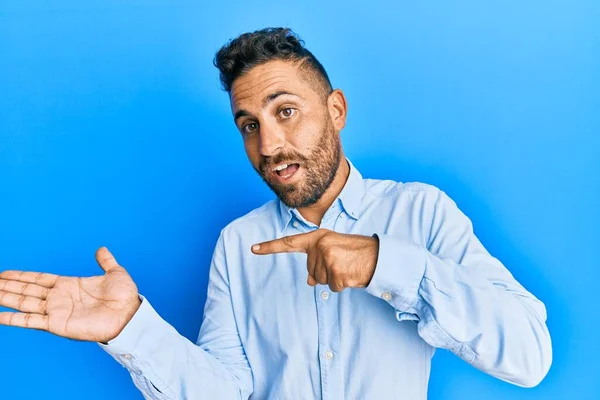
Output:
top-left (273, 164), bottom-right (289, 172)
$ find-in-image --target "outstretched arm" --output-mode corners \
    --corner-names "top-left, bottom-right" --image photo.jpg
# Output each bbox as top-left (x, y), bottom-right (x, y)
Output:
top-left (0, 234), bottom-right (253, 399)
top-left (98, 232), bottom-right (253, 399)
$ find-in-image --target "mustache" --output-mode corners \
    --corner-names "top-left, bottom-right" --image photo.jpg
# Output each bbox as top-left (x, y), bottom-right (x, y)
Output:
top-left (259, 151), bottom-right (309, 174)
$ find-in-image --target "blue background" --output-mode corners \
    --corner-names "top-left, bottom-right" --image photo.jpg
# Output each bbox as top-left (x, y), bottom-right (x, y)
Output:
top-left (1, 1), bottom-right (598, 399)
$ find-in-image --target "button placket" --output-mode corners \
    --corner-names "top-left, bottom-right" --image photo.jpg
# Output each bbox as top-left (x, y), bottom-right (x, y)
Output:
top-left (314, 202), bottom-right (345, 398)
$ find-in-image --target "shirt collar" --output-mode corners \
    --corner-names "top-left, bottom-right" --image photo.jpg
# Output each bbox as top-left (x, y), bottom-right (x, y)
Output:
top-left (277, 157), bottom-right (365, 232)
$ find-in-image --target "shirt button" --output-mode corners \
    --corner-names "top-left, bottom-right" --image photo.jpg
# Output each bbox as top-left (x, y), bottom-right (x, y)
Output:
top-left (292, 221), bottom-right (299, 228)
top-left (339, 212), bottom-right (345, 218)
top-left (122, 354), bottom-right (132, 360)
top-left (324, 350), bottom-right (334, 360)
top-left (381, 292), bottom-right (392, 301)
top-left (320, 291), bottom-right (330, 300)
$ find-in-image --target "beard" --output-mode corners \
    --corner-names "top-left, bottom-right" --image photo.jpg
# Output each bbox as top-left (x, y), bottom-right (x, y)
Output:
top-left (256, 116), bottom-right (341, 209)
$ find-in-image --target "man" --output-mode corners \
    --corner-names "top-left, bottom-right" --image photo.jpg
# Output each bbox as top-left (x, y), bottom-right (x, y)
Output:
top-left (0, 28), bottom-right (551, 399)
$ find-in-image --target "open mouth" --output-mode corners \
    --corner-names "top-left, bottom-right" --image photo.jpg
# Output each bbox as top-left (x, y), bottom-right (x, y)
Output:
top-left (271, 163), bottom-right (301, 183)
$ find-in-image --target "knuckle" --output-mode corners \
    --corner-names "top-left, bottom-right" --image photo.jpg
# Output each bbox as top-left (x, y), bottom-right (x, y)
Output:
top-left (328, 263), bottom-right (340, 275)
top-left (322, 242), bottom-right (339, 258)
top-left (21, 283), bottom-right (30, 295)
top-left (318, 234), bottom-right (333, 247)
top-left (16, 295), bottom-right (26, 309)
top-left (330, 282), bottom-right (343, 292)
top-left (39, 300), bottom-right (47, 315)
top-left (282, 236), bottom-right (295, 247)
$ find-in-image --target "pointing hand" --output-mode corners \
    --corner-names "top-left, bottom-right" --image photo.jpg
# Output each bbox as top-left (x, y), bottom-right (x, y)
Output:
top-left (252, 229), bottom-right (379, 292)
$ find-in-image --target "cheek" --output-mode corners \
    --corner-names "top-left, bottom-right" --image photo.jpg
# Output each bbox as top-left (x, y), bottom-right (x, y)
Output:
top-left (284, 119), bottom-right (321, 150)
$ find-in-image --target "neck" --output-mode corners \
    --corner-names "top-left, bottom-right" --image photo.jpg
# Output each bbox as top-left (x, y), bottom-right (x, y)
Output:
top-left (297, 155), bottom-right (350, 226)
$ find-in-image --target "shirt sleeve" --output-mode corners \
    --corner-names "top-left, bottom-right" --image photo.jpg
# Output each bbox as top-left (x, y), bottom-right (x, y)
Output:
top-left (97, 231), bottom-right (253, 399)
top-left (365, 188), bottom-right (552, 388)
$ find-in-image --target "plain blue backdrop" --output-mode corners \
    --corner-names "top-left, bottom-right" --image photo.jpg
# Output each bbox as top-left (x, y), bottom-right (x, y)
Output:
top-left (1, 1), bottom-right (598, 399)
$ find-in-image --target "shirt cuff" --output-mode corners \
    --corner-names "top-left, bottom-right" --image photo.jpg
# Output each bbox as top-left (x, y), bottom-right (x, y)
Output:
top-left (97, 294), bottom-right (175, 370)
top-left (365, 234), bottom-right (427, 315)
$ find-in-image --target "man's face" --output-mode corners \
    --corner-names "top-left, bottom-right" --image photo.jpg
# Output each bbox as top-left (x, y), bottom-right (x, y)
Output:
top-left (230, 60), bottom-right (343, 208)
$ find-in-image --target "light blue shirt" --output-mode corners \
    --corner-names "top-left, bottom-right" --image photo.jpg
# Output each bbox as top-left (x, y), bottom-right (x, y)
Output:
top-left (99, 158), bottom-right (552, 399)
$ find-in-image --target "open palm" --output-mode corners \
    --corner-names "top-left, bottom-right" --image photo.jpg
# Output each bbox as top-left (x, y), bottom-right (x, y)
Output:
top-left (0, 247), bottom-right (141, 343)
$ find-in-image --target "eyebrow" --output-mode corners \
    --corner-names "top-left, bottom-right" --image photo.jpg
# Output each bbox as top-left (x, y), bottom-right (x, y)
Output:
top-left (234, 91), bottom-right (303, 123)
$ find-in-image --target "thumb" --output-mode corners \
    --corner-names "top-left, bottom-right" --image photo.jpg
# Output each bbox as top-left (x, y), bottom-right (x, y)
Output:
top-left (95, 247), bottom-right (121, 273)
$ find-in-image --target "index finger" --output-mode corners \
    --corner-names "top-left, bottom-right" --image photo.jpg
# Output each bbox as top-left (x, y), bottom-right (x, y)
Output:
top-left (252, 232), bottom-right (315, 255)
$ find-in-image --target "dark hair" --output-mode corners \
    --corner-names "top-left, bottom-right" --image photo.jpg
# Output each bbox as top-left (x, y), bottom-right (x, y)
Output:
top-left (213, 27), bottom-right (332, 96)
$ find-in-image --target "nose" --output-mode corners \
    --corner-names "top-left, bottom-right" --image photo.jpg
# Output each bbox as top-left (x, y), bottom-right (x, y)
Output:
top-left (258, 119), bottom-right (285, 157)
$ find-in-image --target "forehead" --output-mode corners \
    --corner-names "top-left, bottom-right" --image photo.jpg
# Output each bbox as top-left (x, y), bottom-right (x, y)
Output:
top-left (230, 60), bottom-right (311, 110)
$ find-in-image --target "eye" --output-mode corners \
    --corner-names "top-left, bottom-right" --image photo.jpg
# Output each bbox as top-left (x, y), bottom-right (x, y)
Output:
top-left (242, 122), bottom-right (258, 134)
top-left (279, 107), bottom-right (296, 119)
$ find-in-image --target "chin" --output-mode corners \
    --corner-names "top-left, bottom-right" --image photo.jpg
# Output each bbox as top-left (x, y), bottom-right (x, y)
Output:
top-left (280, 191), bottom-right (321, 209)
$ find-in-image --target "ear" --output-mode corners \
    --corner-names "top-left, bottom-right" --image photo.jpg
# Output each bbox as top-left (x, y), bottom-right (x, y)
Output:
top-left (327, 89), bottom-right (347, 131)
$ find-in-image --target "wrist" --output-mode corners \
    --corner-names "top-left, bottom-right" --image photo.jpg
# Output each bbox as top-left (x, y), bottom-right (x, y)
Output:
top-left (355, 235), bottom-right (379, 287)
top-left (103, 296), bottom-right (142, 344)
top-left (364, 234), bottom-right (379, 286)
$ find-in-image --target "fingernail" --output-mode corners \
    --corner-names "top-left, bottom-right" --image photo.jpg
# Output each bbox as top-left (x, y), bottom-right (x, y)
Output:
top-left (252, 245), bottom-right (260, 251)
